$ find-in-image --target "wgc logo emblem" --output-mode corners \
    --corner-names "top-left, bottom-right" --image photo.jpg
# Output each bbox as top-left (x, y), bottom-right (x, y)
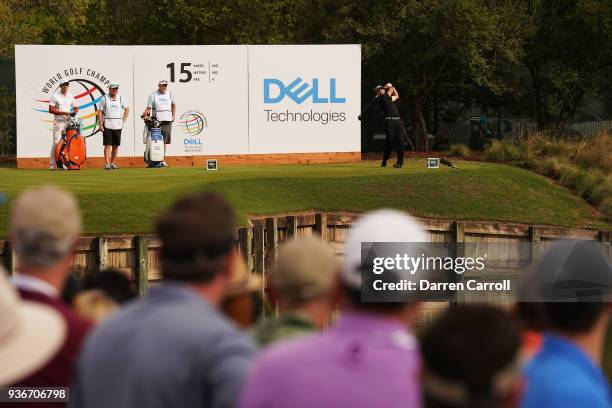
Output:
top-left (178, 110), bottom-right (207, 136)
top-left (33, 78), bottom-right (105, 138)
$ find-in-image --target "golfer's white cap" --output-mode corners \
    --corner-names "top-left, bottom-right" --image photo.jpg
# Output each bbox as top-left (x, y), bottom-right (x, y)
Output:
top-left (158, 79), bottom-right (169, 85)
top-left (341, 209), bottom-right (427, 289)
top-left (0, 267), bottom-right (66, 385)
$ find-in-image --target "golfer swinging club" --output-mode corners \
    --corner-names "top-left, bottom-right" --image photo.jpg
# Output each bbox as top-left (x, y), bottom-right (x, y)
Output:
top-left (377, 83), bottom-right (404, 168)
top-left (48, 81), bottom-right (78, 170)
top-left (142, 79), bottom-right (175, 167)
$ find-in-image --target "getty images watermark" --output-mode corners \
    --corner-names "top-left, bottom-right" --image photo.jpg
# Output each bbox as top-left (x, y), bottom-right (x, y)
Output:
top-left (359, 241), bottom-right (612, 303)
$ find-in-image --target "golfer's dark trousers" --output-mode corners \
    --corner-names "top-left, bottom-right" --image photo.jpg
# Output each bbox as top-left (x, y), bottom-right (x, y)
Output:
top-left (382, 118), bottom-right (405, 165)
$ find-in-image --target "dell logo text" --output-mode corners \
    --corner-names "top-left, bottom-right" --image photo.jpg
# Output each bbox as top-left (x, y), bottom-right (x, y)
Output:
top-left (264, 78), bottom-right (346, 104)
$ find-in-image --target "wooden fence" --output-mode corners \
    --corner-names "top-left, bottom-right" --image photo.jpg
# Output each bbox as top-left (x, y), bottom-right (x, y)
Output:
top-left (1, 211), bottom-right (610, 298)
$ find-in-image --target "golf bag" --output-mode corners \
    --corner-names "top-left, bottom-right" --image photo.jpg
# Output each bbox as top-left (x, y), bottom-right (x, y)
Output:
top-left (142, 115), bottom-right (165, 167)
top-left (55, 114), bottom-right (86, 170)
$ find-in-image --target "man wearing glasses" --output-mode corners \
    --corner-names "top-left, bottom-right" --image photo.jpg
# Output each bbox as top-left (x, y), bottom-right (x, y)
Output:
top-left (98, 83), bottom-right (129, 170)
top-left (48, 81), bottom-right (78, 170)
top-left (142, 79), bottom-right (176, 167)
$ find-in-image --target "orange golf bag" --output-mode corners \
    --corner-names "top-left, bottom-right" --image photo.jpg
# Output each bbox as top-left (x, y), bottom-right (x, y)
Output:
top-left (55, 114), bottom-right (86, 170)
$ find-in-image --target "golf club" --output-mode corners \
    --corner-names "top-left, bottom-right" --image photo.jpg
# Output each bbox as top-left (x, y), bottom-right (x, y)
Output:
top-left (358, 95), bottom-right (379, 121)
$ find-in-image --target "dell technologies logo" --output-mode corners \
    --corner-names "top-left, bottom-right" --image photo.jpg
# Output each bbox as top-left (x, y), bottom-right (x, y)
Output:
top-left (264, 78), bottom-right (346, 104)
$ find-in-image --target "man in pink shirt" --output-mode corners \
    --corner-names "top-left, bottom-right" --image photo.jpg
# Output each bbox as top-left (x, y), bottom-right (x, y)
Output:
top-left (240, 209), bottom-right (425, 408)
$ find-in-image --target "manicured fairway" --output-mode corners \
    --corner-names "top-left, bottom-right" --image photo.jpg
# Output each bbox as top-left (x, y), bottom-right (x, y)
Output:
top-left (0, 159), bottom-right (608, 235)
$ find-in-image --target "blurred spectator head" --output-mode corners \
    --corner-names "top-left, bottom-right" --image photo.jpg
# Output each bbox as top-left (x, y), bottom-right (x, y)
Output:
top-left (222, 255), bottom-right (263, 328)
top-left (341, 209), bottom-right (426, 316)
top-left (157, 191), bottom-right (235, 283)
top-left (514, 302), bottom-right (546, 361)
top-left (421, 304), bottom-right (522, 408)
top-left (10, 186), bottom-right (81, 288)
top-left (156, 192), bottom-right (238, 306)
top-left (0, 266), bottom-right (65, 386)
top-left (63, 269), bottom-right (136, 322)
top-left (543, 302), bottom-right (609, 335)
top-left (515, 302), bottom-right (546, 332)
top-left (269, 236), bottom-right (338, 324)
top-left (534, 240), bottom-right (612, 337)
top-left (82, 269), bottom-right (136, 304)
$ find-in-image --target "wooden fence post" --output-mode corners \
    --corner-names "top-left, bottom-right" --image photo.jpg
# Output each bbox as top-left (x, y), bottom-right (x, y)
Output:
top-left (96, 237), bottom-right (108, 271)
top-left (135, 236), bottom-right (149, 296)
top-left (238, 226), bottom-right (254, 272)
top-left (529, 226), bottom-right (541, 260)
top-left (264, 217), bottom-right (278, 272)
top-left (452, 221), bottom-right (465, 304)
top-left (286, 215), bottom-right (298, 239)
top-left (314, 213), bottom-right (328, 241)
top-left (4, 241), bottom-right (14, 276)
top-left (253, 224), bottom-right (265, 274)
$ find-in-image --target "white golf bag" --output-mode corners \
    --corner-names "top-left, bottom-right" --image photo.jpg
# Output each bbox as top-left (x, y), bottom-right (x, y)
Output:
top-left (142, 116), bottom-right (165, 167)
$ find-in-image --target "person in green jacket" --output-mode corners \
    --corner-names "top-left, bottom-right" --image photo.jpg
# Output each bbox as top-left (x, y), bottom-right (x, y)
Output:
top-left (252, 236), bottom-right (338, 347)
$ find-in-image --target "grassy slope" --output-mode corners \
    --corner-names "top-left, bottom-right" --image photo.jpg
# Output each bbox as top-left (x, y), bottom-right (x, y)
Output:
top-left (0, 159), bottom-right (608, 236)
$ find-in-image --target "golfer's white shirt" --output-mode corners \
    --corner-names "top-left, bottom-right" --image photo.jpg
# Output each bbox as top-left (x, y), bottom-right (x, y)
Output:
top-left (49, 92), bottom-right (76, 122)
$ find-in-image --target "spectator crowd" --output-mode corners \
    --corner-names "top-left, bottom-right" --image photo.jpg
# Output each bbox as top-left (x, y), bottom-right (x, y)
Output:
top-left (1, 186), bottom-right (611, 408)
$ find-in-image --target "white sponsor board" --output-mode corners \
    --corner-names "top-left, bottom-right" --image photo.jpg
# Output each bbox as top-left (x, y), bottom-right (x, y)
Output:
top-left (15, 44), bottom-right (360, 161)
top-left (248, 45), bottom-right (361, 154)
top-left (132, 45), bottom-right (249, 156)
top-left (16, 45), bottom-right (136, 158)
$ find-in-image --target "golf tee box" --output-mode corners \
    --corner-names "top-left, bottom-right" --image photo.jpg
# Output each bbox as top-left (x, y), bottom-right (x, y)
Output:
top-left (206, 159), bottom-right (218, 171)
top-left (426, 158), bottom-right (440, 168)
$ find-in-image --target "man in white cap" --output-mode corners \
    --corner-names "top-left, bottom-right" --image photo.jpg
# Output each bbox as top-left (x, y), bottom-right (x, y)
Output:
top-left (240, 209), bottom-right (426, 408)
top-left (97, 82), bottom-right (129, 170)
top-left (0, 267), bottom-right (65, 387)
top-left (143, 80), bottom-right (175, 167)
top-left (48, 81), bottom-right (78, 170)
top-left (9, 186), bottom-right (92, 403)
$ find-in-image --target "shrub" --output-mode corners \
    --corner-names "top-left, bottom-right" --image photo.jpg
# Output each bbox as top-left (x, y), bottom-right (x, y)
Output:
top-left (601, 196), bottom-right (612, 222)
top-left (557, 163), bottom-right (580, 190)
top-left (574, 170), bottom-right (608, 204)
top-left (448, 144), bottom-right (471, 158)
top-left (483, 140), bottom-right (525, 162)
top-left (574, 132), bottom-right (612, 173)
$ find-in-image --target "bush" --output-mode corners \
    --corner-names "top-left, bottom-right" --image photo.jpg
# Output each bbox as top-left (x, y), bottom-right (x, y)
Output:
top-left (557, 163), bottom-right (579, 190)
top-left (601, 196), bottom-right (612, 222)
top-left (448, 144), bottom-right (471, 157)
top-left (498, 131), bottom-right (612, 221)
top-left (524, 133), bottom-right (577, 161)
top-left (574, 170), bottom-right (608, 204)
top-left (574, 132), bottom-right (612, 173)
top-left (0, 88), bottom-right (15, 155)
top-left (483, 140), bottom-right (525, 162)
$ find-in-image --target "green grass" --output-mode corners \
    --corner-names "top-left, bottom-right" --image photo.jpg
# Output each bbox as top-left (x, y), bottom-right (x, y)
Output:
top-left (0, 159), bottom-right (608, 236)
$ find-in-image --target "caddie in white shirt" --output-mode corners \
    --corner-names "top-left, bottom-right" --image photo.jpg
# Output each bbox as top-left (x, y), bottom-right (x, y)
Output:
top-left (97, 83), bottom-right (129, 170)
top-left (142, 79), bottom-right (175, 167)
top-left (48, 81), bottom-right (78, 170)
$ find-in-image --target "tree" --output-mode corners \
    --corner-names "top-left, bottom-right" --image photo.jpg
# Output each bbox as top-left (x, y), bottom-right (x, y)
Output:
top-left (291, 0), bottom-right (530, 150)
top-left (0, 0), bottom-right (91, 58)
top-left (523, 0), bottom-right (612, 132)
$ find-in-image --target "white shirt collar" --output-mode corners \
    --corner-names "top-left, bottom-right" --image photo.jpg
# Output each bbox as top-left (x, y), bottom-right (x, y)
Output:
top-left (12, 273), bottom-right (59, 298)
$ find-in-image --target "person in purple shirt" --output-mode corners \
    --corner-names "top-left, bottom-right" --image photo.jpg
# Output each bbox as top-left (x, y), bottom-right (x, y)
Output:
top-left (239, 209), bottom-right (426, 408)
